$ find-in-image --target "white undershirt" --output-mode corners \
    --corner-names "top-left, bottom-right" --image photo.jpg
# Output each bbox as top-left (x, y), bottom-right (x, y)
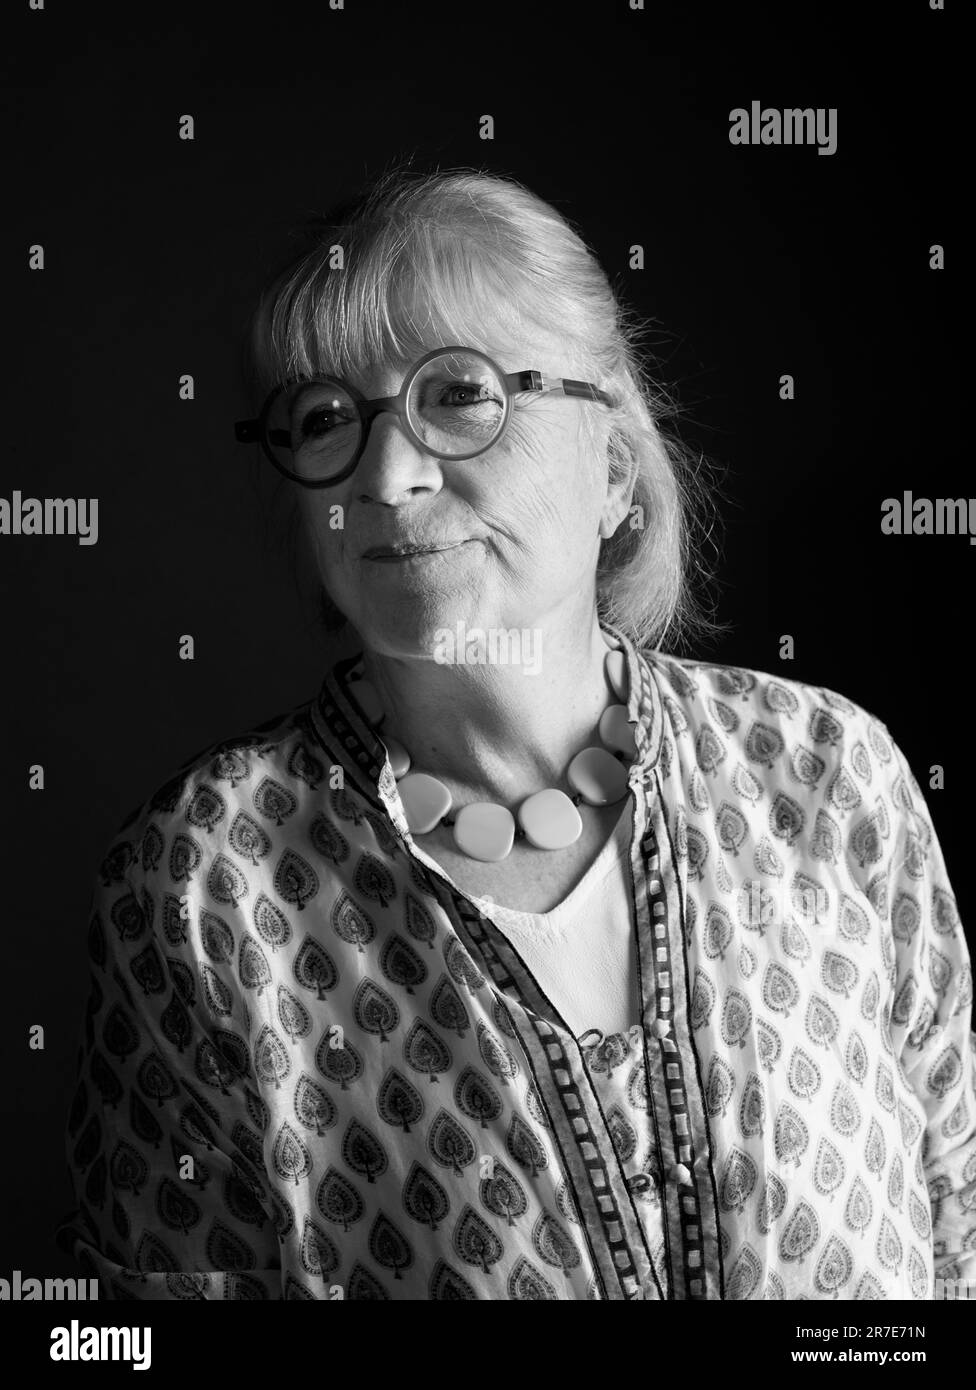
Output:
top-left (470, 802), bottom-right (638, 1038)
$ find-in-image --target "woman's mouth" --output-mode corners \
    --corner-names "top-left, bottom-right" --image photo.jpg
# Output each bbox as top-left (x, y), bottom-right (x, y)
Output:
top-left (364, 540), bottom-right (474, 562)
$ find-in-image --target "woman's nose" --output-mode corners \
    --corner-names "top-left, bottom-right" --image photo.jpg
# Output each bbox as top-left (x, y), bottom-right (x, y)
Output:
top-left (353, 410), bottom-right (445, 504)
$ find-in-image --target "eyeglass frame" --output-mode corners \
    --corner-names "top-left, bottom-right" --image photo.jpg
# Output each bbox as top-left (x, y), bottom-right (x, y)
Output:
top-left (233, 344), bottom-right (617, 488)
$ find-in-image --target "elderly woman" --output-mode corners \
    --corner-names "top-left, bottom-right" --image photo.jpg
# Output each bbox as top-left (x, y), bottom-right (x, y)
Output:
top-left (58, 168), bottom-right (974, 1301)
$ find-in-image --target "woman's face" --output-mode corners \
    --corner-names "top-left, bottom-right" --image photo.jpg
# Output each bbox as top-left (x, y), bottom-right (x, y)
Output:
top-left (297, 329), bottom-right (631, 660)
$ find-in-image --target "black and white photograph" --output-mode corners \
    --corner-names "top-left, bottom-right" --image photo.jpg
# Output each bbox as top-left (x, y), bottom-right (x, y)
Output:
top-left (2, 0), bottom-right (969, 1359)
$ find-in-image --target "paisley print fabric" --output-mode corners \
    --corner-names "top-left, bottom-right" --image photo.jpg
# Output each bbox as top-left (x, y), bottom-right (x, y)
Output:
top-left (57, 623), bottom-right (975, 1299)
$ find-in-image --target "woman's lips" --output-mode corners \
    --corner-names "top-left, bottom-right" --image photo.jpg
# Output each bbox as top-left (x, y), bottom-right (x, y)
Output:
top-left (364, 540), bottom-right (475, 562)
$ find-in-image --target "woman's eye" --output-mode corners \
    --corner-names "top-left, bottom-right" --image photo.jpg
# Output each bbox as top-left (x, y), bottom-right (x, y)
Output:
top-left (302, 410), bottom-right (333, 436)
top-left (441, 383), bottom-right (495, 408)
top-left (300, 407), bottom-right (351, 438)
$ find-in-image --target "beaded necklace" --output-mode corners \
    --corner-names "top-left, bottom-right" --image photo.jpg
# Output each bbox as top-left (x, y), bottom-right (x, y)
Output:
top-left (350, 646), bottom-right (637, 864)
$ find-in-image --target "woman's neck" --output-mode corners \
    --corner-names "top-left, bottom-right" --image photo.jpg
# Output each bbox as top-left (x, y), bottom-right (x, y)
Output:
top-left (358, 615), bottom-right (617, 806)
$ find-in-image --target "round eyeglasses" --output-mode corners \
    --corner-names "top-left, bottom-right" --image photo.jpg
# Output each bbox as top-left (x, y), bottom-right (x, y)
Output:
top-left (233, 345), bottom-right (616, 488)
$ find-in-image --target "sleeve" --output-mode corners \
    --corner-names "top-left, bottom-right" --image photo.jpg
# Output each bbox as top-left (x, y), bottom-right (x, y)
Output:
top-left (55, 830), bottom-right (286, 1300)
top-left (880, 728), bottom-right (976, 1297)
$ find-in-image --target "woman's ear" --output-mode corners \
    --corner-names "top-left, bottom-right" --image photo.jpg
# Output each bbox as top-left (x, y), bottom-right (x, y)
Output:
top-left (599, 431), bottom-right (638, 539)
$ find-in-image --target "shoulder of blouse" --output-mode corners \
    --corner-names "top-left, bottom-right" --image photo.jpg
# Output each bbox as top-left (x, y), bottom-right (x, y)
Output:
top-left (641, 647), bottom-right (898, 767)
top-left (94, 693), bottom-right (321, 891)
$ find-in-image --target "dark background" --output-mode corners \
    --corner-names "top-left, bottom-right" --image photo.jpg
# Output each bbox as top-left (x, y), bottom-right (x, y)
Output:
top-left (1, 2), bottom-right (966, 1275)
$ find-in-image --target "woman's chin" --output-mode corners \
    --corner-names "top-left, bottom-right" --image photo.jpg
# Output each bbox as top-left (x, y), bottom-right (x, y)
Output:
top-left (353, 607), bottom-right (480, 661)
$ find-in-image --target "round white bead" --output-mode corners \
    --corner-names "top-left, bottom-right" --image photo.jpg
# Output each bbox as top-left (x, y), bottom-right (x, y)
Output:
top-left (604, 649), bottom-right (629, 701)
top-left (567, 746), bottom-right (630, 805)
top-left (397, 772), bottom-right (452, 833)
top-left (452, 803), bottom-right (516, 862)
top-left (599, 703), bottom-right (638, 757)
top-left (518, 788), bottom-right (583, 850)
top-left (382, 735), bottom-right (411, 779)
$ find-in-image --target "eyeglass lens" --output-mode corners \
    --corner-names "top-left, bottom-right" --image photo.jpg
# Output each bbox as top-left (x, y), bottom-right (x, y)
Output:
top-left (263, 349), bottom-right (509, 482)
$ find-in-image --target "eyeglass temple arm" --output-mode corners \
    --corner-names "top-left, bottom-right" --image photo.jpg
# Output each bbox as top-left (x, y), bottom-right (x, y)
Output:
top-left (235, 420), bottom-right (291, 447)
top-left (504, 370), bottom-right (615, 409)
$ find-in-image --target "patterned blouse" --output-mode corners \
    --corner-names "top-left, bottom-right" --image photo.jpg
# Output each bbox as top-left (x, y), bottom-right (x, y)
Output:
top-left (57, 623), bottom-right (976, 1300)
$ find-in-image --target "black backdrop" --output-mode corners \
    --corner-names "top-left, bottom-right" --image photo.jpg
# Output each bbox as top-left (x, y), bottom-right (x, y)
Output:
top-left (1, 2), bottom-right (967, 1279)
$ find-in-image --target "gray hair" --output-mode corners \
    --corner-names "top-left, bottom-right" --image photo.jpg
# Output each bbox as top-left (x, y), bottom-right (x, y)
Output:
top-left (240, 163), bottom-right (727, 653)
